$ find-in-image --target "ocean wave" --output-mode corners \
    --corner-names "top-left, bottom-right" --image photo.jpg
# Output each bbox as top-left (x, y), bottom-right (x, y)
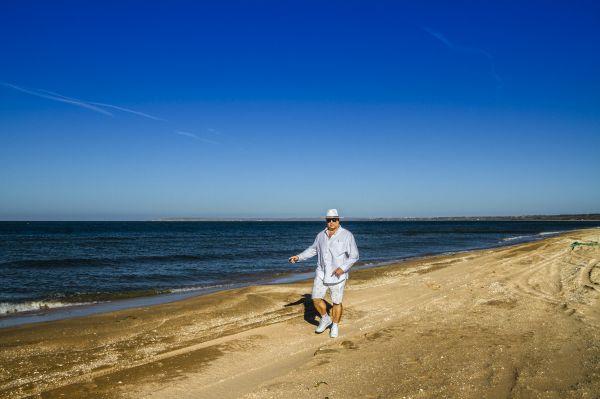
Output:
top-left (133, 250), bottom-right (291, 263)
top-left (501, 231), bottom-right (564, 243)
top-left (501, 235), bottom-right (529, 242)
top-left (0, 258), bottom-right (116, 269)
top-left (0, 288), bottom-right (174, 316)
top-left (0, 300), bottom-right (96, 316)
top-left (49, 289), bottom-right (171, 303)
top-left (1, 251), bottom-right (290, 269)
top-left (135, 254), bottom-right (225, 262)
top-left (0, 255), bottom-right (221, 269)
top-left (499, 231), bottom-right (563, 242)
top-left (169, 283), bottom-right (233, 293)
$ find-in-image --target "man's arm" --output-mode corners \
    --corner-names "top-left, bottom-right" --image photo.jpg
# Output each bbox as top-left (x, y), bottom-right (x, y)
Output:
top-left (289, 235), bottom-right (318, 263)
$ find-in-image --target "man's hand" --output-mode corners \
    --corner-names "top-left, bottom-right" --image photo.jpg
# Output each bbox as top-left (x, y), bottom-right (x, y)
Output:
top-left (333, 267), bottom-right (344, 277)
top-left (288, 255), bottom-right (299, 264)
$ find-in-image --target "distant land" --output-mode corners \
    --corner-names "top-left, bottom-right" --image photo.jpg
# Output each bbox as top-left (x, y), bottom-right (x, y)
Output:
top-left (157, 214), bottom-right (600, 222)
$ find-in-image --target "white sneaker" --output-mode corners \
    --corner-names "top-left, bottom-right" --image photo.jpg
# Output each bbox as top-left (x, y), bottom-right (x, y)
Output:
top-left (315, 315), bottom-right (332, 333)
top-left (330, 323), bottom-right (339, 338)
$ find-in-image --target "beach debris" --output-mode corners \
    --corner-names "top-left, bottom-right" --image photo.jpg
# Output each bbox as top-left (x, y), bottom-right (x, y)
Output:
top-left (425, 282), bottom-right (441, 290)
top-left (314, 381), bottom-right (328, 387)
top-left (116, 315), bottom-right (137, 322)
top-left (570, 241), bottom-right (599, 250)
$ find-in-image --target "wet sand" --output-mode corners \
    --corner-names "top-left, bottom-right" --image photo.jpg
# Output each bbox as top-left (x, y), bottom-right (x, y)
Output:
top-left (1, 228), bottom-right (600, 398)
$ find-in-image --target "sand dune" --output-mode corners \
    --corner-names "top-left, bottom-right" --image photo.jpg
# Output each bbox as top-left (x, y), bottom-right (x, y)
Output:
top-left (1, 229), bottom-right (599, 398)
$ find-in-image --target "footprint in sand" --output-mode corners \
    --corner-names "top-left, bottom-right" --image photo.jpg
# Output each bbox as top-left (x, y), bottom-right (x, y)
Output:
top-left (364, 328), bottom-right (395, 342)
top-left (341, 340), bottom-right (358, 349)
top-left (313, 348), bottom-right (339, 356)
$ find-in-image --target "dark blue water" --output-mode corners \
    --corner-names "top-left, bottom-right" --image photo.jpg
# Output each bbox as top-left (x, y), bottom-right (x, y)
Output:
top-left (1, 221), bottom-right (598, 316)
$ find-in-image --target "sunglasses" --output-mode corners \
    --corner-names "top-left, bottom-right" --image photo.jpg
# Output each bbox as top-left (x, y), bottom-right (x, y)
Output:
top-left (326, 218), bottom-right (339, 223)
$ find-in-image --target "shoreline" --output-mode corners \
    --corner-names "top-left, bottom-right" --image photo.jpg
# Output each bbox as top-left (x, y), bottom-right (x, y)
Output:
top-left (0, 229), bottom-right (574, 329)
top-left (1, 228), bottom-right (599, 398)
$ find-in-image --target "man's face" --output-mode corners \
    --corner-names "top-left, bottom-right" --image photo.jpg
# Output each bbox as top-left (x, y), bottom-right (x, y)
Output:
top-left (326, 218), bottom-right (340, 231)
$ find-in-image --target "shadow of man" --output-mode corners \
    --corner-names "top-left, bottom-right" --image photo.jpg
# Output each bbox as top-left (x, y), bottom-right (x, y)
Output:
top-left (285, 294), bottom-right (332, 327)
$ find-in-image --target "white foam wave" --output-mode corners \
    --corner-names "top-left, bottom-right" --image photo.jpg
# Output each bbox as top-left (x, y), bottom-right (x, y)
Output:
top-left (0, 300), bottom-right (94, 316)
top-left (0, 286), bottom-right (234, 317)
top-left (501, 235), bottom-right (528, 242)
top-left (501, 231), bottom-right (564, 243)
top-left (169, 284), bottom-right (231, 293)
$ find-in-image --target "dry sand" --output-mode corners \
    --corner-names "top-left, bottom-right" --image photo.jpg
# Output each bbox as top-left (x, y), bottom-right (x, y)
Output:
top-left (1, 228), bottom-right (600, 399)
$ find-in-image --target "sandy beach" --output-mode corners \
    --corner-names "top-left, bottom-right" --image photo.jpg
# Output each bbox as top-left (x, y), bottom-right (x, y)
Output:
top-left (1, 228), bottom-right (600, 398)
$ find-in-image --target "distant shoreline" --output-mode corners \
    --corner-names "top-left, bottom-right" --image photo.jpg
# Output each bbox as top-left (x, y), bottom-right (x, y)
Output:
top-left (2, 214), bottom-right (599, 222)
top-left (156, 214), bottom-right (600, 222)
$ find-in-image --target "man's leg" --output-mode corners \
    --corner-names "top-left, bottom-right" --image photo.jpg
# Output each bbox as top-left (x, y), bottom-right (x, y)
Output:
top-left (312, 277), bottom-right (333, 333)
top-left (311, 276), bottom-right (329, 318)
top-left (331, 303), bottom-right (343, 323)
top-left (329, 280), bottom-right (346, 338)
top-left (313, 298), bottom-right (327, 317)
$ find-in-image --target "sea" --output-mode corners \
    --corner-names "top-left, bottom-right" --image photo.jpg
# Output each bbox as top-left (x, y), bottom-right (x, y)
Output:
top-left (1, 220), bottom-right (598, 326)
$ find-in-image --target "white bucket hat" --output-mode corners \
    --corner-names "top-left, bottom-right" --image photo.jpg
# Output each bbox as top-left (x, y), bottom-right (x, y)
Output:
top-left (324, 209), bottom-right (343, 219)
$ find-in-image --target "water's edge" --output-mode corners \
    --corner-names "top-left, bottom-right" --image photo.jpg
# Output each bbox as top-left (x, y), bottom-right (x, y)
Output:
top-left (2, 228), bottom-right (587, 329)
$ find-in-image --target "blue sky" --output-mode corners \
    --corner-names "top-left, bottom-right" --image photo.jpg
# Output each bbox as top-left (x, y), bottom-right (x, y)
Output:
top-left (1, 1), bottom-right (599, 220)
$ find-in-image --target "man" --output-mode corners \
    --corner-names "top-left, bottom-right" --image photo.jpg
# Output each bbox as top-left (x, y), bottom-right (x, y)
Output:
top-left (289, 209), bottom-right (359, 338)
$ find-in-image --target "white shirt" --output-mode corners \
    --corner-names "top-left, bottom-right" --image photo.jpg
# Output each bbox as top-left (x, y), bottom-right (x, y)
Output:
top-left (296, 226), bottom-right (359, 284)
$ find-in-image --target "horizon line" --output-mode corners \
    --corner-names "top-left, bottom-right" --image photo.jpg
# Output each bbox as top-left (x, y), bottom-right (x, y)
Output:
top-left (1, 213), bottom-right (599, 222)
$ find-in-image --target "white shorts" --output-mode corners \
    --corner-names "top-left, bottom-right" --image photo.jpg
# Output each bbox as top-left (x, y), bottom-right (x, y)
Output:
top-left (312, 276), bottom-right (346, 304)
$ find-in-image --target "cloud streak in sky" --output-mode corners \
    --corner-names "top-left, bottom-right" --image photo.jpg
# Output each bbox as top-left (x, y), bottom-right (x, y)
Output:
top-left (1, 82), bottom-right (114, 116)
top-left (422, 27), bottom-right (503, 89)
top-left (175, 130), bottom-right (219, 145)
top-left (35, 88), bottom-right (165, 121)
top-left (1, 81), bottom-right (220, 145)
top-left (2, 82), bottom-right (168, 121)
top-left (89, 102), bottom-right (166, 121)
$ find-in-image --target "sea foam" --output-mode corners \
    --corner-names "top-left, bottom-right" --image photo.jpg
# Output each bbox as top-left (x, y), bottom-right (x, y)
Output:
top-left (0, 300), bottom-right (95, 316)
